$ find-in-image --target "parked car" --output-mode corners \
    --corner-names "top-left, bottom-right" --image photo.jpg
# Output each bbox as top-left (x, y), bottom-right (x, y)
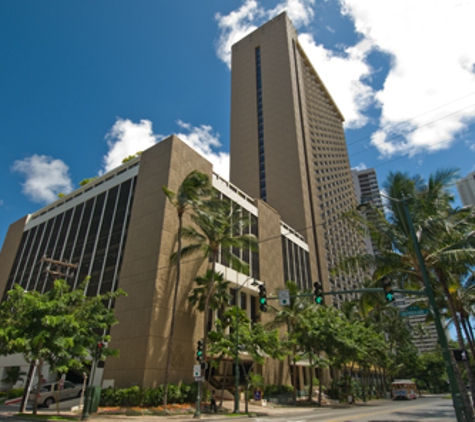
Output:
top-left (29, 381), bottom-right (83, 407)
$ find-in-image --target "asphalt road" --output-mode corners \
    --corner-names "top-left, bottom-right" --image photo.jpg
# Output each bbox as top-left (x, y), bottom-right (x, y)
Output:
top-left (248, 397), bottom-right (455, 422)
top-left (0, 396), bottom-right (456, 421)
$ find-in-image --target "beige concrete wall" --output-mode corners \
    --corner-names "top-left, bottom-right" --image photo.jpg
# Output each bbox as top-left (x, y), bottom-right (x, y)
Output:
top-left (255, 200), bottom-right (290, 386)
top-left (229, 13), bottom-right (321, 292)
top-left (230, 14), bottom-right (308, 232)
top-left (0, 216), bottom-right (28, 298)
top-left (104, 135), bottom-right (212, 387)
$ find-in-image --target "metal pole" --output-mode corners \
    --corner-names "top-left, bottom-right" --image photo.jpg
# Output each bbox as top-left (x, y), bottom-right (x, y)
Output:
top-left (401, 198), bottom-right (468, 422)
top-left (194, 380), bottom-right (202, 419)
top-left (81, 356), bottom-right (97, 420)
top-left (233, 290), bottom-right (240, 413)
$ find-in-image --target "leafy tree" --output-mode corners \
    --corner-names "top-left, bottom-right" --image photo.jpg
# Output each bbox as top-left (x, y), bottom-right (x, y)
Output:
top-left (0, 279), bottom-right (125, 414)
top-left (162, 170), bottom-right (211, 406)
top-left (268, 281), bottom-right (314, 402)
top-left (188, 269), bottom-right (232, 394)
top-left (208, 306), bottom-right (286, 412)
top-left (415, 350), bottom-right (448, 393)
top-left (2, 366), bottom-right (26, 387)
top-left (181, 197), bottom-right (258, 363)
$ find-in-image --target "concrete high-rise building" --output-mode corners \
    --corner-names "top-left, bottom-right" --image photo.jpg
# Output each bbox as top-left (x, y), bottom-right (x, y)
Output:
top-left (456, 171), bottom-right (475, 206)
top-left (230, 12), bottom-right (365, 306)
top-left (352, 168), bottom-right (383, 255)
top-left (0, 135), bottom-right (310, 389)
top-left (351, 168), bottom-right (383, 211)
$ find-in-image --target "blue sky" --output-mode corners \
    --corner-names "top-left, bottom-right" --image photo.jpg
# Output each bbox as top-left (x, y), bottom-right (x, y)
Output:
top-left (1, 0), bottom-right (475, 246)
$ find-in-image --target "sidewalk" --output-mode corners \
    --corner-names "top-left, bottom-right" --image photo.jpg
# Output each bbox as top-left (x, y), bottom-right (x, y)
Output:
top-left (0, 399), bottom-right (390, 422)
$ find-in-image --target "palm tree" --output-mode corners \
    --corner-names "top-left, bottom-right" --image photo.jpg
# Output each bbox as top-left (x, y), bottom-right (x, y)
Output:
top-left (180, 197), bottom-right (258, 364)
top-left (161, 170), bottom-right (211, 406)
top-left (340, 168), bottom-right (475, 413)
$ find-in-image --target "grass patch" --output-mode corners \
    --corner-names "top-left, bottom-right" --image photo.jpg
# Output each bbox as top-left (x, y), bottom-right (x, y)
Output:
top-left (15, 415), bottom-right (78, 421)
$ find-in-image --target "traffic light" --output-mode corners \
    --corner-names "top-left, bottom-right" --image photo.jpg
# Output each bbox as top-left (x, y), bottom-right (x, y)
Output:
top-left (381, 277), bottom-right (395, 302)
top-left (196, 340), bottom-right (203, 362)
top-left (313, 282), bottom-right (323, 305)
top-left (95, 341), bottom-right (104, 359)
top-left (258, 284), bottom-right (267, 312)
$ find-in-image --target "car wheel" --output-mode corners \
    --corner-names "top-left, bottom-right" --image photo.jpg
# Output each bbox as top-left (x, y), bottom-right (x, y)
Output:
top-left (44, 397), bottom-right (55, 407)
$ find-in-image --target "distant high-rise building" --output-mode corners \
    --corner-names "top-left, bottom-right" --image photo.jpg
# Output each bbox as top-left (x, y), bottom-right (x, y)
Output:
top-left (456, 171), bottom-right (475, 206)
top-left (352, 168), bottom-right (383, 211)
top-left (352, 168), bottom-right (383, 255)
top-left (230, 12), bottom-right (365, 306)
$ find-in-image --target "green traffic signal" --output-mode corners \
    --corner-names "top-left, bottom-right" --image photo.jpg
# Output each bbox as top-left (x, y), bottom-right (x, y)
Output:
top-left (196, 340), bottom-right (203, 362)
top-left (313, 281), bottom-right (323, 305)
top-left (381, 277), bottom-right (395, 303)
top-left (258, 285), bottom-right (267, 312)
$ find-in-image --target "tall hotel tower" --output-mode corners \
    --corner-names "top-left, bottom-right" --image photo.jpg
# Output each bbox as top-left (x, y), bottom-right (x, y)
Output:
top-left (230, 12), bottom-right (365, 305)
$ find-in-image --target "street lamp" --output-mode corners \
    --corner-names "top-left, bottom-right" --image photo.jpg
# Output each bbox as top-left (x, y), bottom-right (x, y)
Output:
top-left (232, 276), bottom-right (259, 414)
top-left (358, 196), bottom-right (468, 421)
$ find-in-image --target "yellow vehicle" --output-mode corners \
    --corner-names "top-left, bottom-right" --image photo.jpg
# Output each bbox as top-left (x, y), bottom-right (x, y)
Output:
top-left (390, 380), bottom-right (418, 400)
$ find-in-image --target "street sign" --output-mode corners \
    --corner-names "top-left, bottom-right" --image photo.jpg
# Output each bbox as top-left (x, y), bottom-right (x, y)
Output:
top-left (453, 349), bottom-right (469, 362)
top-left (193, 364), bottom-right (201, 377)
top-left (278, 289), bottom-right (290, 306)
top-left (194, 376), bottom-right (204, 382)
top-left (400, 305), bottom-right (430, 317)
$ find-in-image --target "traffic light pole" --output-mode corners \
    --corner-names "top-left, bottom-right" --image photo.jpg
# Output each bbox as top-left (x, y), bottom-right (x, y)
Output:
top-left (194, 381), bottom-right (202, 419)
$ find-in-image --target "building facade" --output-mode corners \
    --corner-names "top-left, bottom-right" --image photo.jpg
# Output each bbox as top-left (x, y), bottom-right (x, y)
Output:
top-left (351, 168), bottom-right (383, 255)
top-left (457, 171), bottom-right (475, 206)
top-left (0, 135), bottom-right (313, 389)
top-left (230, 12), bottom-right (365, 307)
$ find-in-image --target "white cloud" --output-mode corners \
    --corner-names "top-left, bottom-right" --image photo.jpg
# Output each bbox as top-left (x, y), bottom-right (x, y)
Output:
top-left (339, 0), bottom-right (475, 156)
top-left (298, 35), bottom-right (374, 128)
top-left (12, 155), bottom-right (73, 204)
top-left (215, 0), bottom-right (475, 158)
top-left (103, 118), bottom-right (229, 179)
top-left (215, 0), bottom-right (262, 68)
top-left (215, 0), bottom-right (315, 68)
top-left (352, 163), bottom-right (367, 171)
top-left (176, 120), bottom-right (230, 180)
top-left (103, 118), bottom-right (161, 173)
top-left (215, 0), bottom-right (374, 128)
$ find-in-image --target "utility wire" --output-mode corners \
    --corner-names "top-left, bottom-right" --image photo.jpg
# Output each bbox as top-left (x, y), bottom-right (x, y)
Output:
top-left (347, 90), bottom-right (475, 148)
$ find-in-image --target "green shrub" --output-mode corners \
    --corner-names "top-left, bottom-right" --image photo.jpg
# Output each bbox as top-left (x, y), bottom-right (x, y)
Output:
top-left (264, 384), bottom-right (293, 398)
top-left (99, 383), bottom-right (197, 407)
top-left (8, 388), bottom-right (24, 399)
top-left (142, 387), bottom-right (163, 407)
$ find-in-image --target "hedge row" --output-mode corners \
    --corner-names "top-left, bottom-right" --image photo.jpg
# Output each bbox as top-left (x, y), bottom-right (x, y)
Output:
top-left (99, 384), bottom-right (198, 407)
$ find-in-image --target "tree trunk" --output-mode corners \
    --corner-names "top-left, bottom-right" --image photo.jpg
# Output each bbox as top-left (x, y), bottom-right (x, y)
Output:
top-left (461, 315), bottom-right (475, 369)
top-left (33, 360), bottom-right (44, 415)
top-left (440, 276), bottom-right (475, 414)
top-left (19, 361), bottom-right (36, 413)
top-left (291, 350), bottom-right (298, 402)
top-left (318, 367), bottom-right (322, 406)
top-left (307, 353), bottom-right (314, 402)
top-left (219, 359), bottom-right (230, 409)
top-left (202, 253), bottom-right (218, 362)
top-left (361, 369), bottom-right (366, 403)
top-left (163, 214), bottom-right (183, 406)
